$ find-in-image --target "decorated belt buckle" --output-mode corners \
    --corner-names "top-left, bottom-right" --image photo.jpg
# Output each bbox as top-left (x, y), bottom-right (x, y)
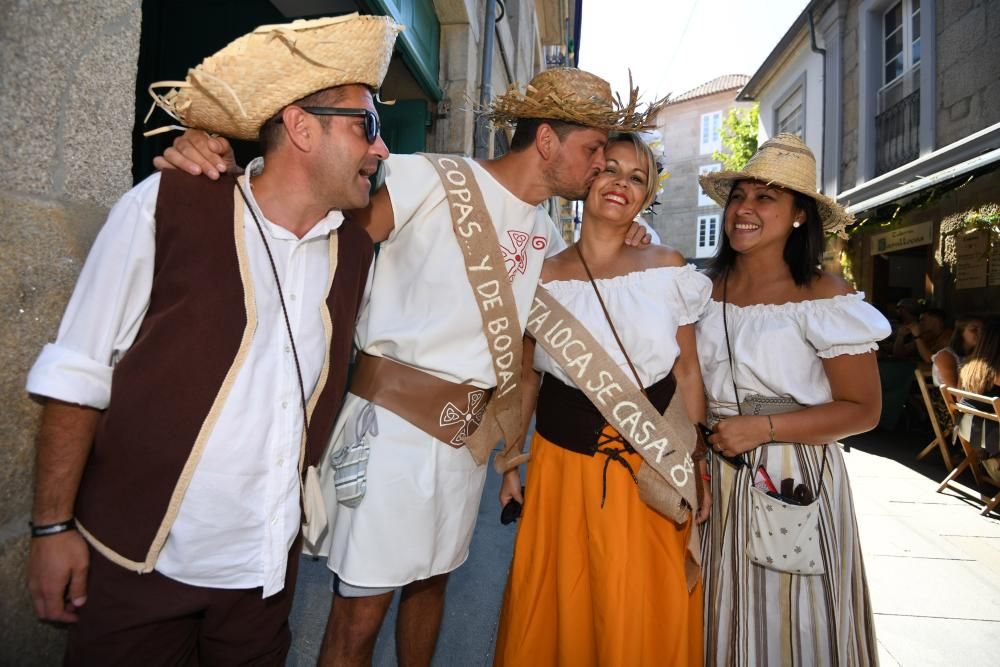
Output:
top-left (439, 389), bottom-right (489, 447)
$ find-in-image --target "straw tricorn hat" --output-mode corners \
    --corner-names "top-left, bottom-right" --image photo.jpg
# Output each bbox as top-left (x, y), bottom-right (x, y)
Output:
top-left (146, 14), bottom-right (402, 140)
top-left (485, 68), bottom-right (663, 132)
top-left (698, 133), bottom-right (852, 237)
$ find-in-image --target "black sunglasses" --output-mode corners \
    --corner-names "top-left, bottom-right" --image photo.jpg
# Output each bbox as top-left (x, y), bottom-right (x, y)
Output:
top-left (278, 106), bottom-right (381, 144)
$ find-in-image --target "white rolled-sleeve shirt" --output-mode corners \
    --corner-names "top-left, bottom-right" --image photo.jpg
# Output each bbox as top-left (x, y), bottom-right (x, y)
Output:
top-left (27, 159), bottom-right (344, 596)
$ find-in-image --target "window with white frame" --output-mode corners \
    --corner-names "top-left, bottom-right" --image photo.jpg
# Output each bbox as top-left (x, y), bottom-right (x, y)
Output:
top-left (697, 163), bottom-right (721, 206)
top-left (775, 85), bottom-right (804, 137)
top-left (700, 111), bottom-right (722, 154)
top-left (883, 0), bottom-right (920, 87)
top-left (696, 214), bottom-right (720, 258)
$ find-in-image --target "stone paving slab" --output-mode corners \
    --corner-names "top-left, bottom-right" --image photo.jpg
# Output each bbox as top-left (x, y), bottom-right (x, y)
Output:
top-left (287, 435), bottom-right (1000, 666)
top-left (872, 615), bottom-right (1000, 667)
top-left (845, 443), bottom-right (1000, 665)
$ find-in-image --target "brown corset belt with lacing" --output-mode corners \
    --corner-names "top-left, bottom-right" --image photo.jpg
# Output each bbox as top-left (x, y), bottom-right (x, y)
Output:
top-left (535, 372), bottom-right (677, 506)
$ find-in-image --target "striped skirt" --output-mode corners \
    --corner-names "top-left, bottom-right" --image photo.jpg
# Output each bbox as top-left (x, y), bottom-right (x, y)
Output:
top-left (701, 442), bottom-right (879, 666)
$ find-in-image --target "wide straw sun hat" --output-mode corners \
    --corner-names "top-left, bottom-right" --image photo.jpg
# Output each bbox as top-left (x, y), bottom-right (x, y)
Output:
top-left (698, 133), bottom-right (852, 237)
top-left (145, 13), bottom-right (402, 140)
top-left (485, 68), bottom-right (664, 133)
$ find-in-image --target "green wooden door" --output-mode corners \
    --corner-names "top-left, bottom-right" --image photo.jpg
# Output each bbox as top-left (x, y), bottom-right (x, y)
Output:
top-left (377, 99), bottom-right (429, 154)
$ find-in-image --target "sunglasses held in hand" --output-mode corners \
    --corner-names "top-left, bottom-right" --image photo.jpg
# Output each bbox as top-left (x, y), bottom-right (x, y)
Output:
top-left (697, 422), bottom-right (749, 469)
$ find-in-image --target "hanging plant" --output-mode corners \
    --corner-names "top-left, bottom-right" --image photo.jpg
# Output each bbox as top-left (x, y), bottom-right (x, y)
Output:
top-left (844, 174), bottom-right (979, 239)
top-left (935, 203), bottom-right (999, 270)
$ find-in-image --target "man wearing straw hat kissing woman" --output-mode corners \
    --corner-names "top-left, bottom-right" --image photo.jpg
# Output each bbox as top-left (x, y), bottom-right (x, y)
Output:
top-left (161, 57), bottom-right (662, 663)
top-left (24, 14), bottom-right (401, 665)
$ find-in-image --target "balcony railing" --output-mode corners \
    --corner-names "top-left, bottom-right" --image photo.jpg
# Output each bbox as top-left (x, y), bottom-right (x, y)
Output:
top-left (875, 89), bottom-right (921, 175)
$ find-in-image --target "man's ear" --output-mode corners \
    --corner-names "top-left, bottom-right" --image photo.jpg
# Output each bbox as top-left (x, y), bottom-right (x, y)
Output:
top-left (279, 106), bottom-right (316, 152)
top-left (534, 123), bottom-right (558, 161)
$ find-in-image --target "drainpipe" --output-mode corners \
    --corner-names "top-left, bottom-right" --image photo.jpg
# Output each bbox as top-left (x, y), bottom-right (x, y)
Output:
top-left (808, 5), bottom-right (826, 190)
top-left (474, 0), bottom-right (498, 158)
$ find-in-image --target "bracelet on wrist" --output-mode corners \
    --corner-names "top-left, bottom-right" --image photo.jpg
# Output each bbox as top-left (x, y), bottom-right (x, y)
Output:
top-left (29, 518), bottom-right (76, 538)
top-left (766, 415), bottom-right (776, 443)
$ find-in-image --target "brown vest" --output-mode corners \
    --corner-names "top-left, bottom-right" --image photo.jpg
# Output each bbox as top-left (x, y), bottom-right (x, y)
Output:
top-left (74, 170), bottom-right (373, 571)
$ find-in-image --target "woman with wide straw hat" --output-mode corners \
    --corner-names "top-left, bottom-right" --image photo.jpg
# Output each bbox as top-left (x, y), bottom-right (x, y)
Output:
top-left (494, 133), bottom-right (711, 666)
top-left (696, 133), bottom-right (889, 666)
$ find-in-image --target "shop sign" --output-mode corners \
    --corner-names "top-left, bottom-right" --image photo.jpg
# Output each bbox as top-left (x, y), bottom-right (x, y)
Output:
top-left (989, 238), bottom-right (1000, 287)
top-left (871, 221), bottom-right (933, 255)
top-left (954, 229), bottom-right (990, 290)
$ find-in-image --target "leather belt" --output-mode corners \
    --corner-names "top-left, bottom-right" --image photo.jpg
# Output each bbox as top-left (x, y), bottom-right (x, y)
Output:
top-left (350, 352), bottom-right (494, 448)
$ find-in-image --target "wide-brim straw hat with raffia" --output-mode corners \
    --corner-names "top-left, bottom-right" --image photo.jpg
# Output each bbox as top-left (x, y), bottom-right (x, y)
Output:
top-left (146, 14), bottom-right (402, 141)
top-left (485, 68), bottom-right (663, 133)
top-left (699, 133), bottom-right (852, 237)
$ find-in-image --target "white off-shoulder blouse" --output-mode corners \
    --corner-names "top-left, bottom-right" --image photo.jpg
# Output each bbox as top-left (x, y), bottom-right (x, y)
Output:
top-left (534, 264), bottom-right (712, 388)
top-left (696, 293), bottom-right (892, 417)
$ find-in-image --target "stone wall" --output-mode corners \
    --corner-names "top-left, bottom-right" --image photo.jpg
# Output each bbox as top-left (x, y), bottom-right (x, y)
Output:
top-left (434, 0), bottom-right (544, 155)
top-left (936, 0), bottom-right (1000, 147)
top-left (839, 0), bottom-right (860, 190)
top-left (0, 0), bottom-right (142, 663)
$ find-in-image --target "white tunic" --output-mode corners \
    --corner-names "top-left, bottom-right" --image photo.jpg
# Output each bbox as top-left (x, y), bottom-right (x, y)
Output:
top-left (534, 265), bottom-right (711, 385)
top-left (326, 154), bottom-right (564, 587)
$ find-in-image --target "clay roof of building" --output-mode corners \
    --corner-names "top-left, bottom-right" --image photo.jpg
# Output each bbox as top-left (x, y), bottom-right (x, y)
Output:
top-left (667, 74), bottom-right (750, 105)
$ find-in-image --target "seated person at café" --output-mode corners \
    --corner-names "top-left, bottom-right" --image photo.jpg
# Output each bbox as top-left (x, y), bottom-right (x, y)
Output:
top-left (895, 307), bottom-right (951, 365)
top-left (927, 316), bottom-right (983, 438)
top-left (932, 316), bottom-right (984, 388)
top-left (957, 318), bottom-right (1000, 480)
top-left (887, 298), bottom-right (922, 358)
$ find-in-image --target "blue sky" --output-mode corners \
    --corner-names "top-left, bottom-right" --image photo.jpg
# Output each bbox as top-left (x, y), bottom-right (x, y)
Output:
top-left (579, 0), bottom-right (810, 100)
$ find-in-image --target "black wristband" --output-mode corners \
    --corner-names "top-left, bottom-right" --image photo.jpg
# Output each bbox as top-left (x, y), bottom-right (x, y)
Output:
top-left (29, 518), bottom-right (76, 538)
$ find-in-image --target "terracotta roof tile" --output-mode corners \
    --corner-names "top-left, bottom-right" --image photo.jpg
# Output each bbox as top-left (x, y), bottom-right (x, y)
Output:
top-left (668, 74), bottom-right (750, 105)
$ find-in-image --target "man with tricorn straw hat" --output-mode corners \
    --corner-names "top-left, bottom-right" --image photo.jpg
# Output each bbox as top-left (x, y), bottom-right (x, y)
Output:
top-left (24, 14), bottom-right (400, 663)
top-left (158, 66), bottom-right (662, 665)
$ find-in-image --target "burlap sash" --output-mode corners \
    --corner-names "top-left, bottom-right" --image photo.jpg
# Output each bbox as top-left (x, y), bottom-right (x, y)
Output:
top-left (421, 154), bottom-right (523, 468)
top-left (528, 286), bottom-right (702, 588)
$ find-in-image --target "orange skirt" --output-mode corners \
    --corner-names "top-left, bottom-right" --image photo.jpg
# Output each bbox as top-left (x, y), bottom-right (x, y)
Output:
top-left (494, 428), bottom-right (703, 667)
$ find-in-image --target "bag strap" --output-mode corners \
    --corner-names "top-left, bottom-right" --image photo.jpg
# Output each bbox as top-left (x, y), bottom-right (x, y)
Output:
top-left (528, 286), bottom-right (702, 590)
top-left (527, 288), bottom-right (697, 512)
top-left (235, 179), bottom-right (322, 531)
top-left (420, 154), bottom-right (523, 467)
top-left (721, 271), bottom-right (828, 494)
top-left (575, 243), bottom-right (646, 396)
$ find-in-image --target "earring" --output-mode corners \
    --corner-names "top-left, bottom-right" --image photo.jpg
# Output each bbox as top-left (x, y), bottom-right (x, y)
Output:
top-left (793, 221), bottom-right (802, 228)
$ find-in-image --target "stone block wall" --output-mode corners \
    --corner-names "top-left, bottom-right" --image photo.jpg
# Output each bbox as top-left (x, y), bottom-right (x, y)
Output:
top-left (839, 1), bottom-right (860, 190)
top-left (936, 0), bottom-right (1000, 147)
top-left (0, 1), bottom-right (141, 663)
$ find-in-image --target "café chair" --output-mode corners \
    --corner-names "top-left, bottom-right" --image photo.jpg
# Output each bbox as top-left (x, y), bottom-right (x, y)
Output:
top-left (914, 370), bottom-right (954, 470)
top-left (936, 386), bottom-right (1000, 516)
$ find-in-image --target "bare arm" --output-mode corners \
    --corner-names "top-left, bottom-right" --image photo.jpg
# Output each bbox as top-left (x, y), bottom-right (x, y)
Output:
top-left (345, 185), bottom-right (395, 244)
top-left (672, 323), bottom-right (712, 524)
top-left (913, 330), bottom-right (936, 363)
top-left (152, 130), bottom-right (238, 180)
top-left (892, 325), bottom-right (915, 358)
top-left (499, 336), bottom-right (541, 507)
top-left (711, 351), bottom-right (882, 456)
top-left (27, 399), bottom-right (100, 623)
top-left (673, 324), bottom-right (706, 426)
top-left (934, 350), bottom-right (959, 388)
